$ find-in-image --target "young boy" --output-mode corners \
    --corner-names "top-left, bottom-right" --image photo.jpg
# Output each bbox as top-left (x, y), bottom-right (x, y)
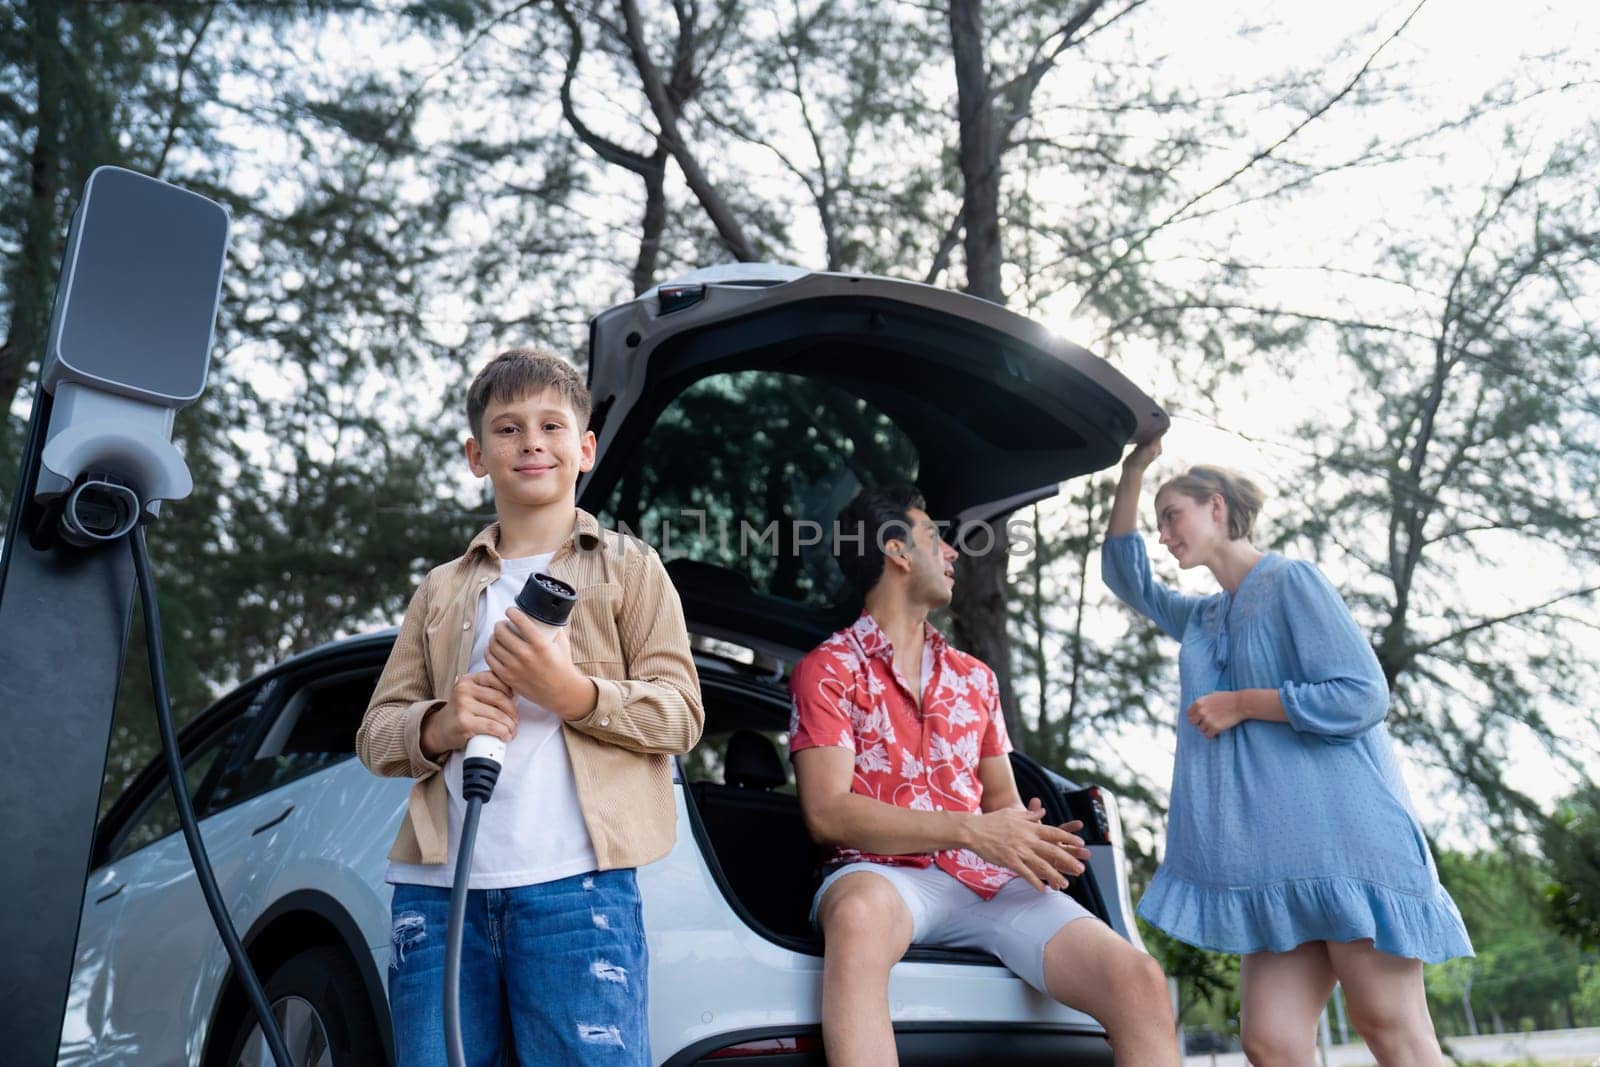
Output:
top-left (790, 485), bottom-right (1178, 1066)
top-left (356, 347), bottom-right (703, 1066)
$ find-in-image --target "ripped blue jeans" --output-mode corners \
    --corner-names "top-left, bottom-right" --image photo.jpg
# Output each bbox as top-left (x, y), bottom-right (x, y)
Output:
top-left (387, 870), bottom-right (649, 1066)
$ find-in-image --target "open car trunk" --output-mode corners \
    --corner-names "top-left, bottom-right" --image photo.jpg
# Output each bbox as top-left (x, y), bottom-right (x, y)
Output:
top-left (578, 264), bottom-right (1167, 657)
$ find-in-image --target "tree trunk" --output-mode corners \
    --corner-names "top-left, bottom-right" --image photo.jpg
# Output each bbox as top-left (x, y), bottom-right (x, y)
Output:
top-left (948, 0), bottom-right (1002, 300)
top-left (951, 528), bottom-right (1018, 734)
top-left (632, 148), bottom-right (669, 295)
top-left (1064, 482), bottom-right (1096, 741)
top-left (946, 0), bottom-right (1018, 731)
top-left (619, 0), bottom-right (756, 262)
top-left (1, 0), bottom-right (65, 425)
top-left (1031, 506), bottom-right (1047, 752)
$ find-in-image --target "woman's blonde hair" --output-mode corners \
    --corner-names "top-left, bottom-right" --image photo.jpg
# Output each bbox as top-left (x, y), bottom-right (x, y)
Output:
top-left (1156, 465), bottom-right (1266, 542)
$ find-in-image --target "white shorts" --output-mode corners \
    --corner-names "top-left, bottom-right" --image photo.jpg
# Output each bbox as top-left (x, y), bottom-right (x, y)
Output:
top-left (810, 862), bottom-right (1095, 994)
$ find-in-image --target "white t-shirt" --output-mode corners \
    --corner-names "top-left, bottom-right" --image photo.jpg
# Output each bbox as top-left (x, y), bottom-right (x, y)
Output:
top-left (387, 551), bottom-right (598, 888)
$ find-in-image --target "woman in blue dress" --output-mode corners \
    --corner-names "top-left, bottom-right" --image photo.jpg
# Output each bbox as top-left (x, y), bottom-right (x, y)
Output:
top-left (1102, 433), bottom-right (1471, 1067)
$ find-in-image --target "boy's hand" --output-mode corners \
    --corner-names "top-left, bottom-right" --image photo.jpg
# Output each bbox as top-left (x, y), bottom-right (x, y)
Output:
top-left (421, 671), bottom-right (518, 759)
top-left (484, 608), bottom-right (599, 721)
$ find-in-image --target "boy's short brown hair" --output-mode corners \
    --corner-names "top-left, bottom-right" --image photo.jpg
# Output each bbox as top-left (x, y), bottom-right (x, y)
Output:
top-left (465, 346), bottom-right (591, 440)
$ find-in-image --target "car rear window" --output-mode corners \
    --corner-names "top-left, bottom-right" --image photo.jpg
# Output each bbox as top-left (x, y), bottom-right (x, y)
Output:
top-left (594, 369), bottom-right (919, 610)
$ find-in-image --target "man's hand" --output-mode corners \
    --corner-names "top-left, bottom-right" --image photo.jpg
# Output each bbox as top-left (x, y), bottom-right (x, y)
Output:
top-left (1186, 691), bottom-right (1246, 739)
top-left (420, 671), bottom-right (517, 760)
top-left (484, 607), bottom-right (598, 721)
top-left (966, 798), bottom-right (1092, 892)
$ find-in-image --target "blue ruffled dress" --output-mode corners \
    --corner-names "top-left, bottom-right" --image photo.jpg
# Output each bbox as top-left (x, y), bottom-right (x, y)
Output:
top-left (1102, 532), bottom-right (1472, 962)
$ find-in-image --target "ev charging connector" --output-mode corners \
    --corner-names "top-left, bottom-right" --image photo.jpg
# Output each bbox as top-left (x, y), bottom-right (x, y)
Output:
top-left (31, 167), bottom-right (223, 545)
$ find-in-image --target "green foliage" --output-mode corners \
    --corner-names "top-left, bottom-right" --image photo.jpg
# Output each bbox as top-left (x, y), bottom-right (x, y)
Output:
top-left (1141, 920), bottom-right (1240, 1028)
top-left (2, 1), bottom-right (562, 807)
top-left (1542, 786), bottom-right (1600, 953)
top-left (1427, 850), bottom-right (1598, 1034)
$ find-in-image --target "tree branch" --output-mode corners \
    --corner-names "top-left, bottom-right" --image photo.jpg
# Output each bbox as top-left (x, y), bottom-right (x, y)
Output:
top-left (923, 207), bottom-right (964, 286)
top-left (555, 2), bottom-right (661, 176)
top-left (995, 0), bottom-right (1148, 150)
top-left (1080, 0), bottom-right (1430, 304)
top-left (619, 0), bottom-right (755, 261)
top-left (1411, 585), bottom-right (1600, 658)
top-left (154, 1), bottom-right (218, 177)
top-left (1418, 520), bottom-right (1513, 550)
top-left (782, 0), bottom-right (841, 270)
top-left (1392, 168), bottom-right (1527, 607)
top-left (1099, 300), bottom-right (1434, 344)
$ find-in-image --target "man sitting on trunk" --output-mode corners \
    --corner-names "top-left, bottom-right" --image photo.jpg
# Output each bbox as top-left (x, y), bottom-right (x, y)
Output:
top-left (790, 485), bottom-right (1179, 1067)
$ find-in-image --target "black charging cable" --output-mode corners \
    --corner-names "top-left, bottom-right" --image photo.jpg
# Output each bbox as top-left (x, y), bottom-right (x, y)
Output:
top-left (444, 765), bottom-right (496, 1067)
top-left (132, 524), bottom-right (295, 1067)
top-left (444, 572), bottom-right (576, 1067)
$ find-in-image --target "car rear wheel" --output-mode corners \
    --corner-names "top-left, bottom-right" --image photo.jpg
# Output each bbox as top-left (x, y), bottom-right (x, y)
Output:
top-left (224, 945), bottom-right (383, 1067)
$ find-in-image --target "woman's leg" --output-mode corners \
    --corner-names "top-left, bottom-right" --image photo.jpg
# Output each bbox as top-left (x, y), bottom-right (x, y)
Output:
top-left (1238, 941), bottom-right (1336, 1067)
top-left (1325, 939), bottom-right (1442, 1067)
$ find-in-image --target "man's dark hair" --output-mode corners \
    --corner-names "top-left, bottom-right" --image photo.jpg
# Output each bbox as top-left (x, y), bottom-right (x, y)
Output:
top-left (835, 485), bottom-right (926, 599)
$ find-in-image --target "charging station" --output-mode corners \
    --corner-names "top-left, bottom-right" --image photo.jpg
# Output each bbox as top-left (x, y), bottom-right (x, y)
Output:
top-left (0, 167), bottom-right (229, 1066)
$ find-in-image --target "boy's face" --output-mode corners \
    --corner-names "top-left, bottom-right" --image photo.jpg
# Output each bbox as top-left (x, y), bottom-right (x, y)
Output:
top-left (466, 387), bottom-right (595, 512)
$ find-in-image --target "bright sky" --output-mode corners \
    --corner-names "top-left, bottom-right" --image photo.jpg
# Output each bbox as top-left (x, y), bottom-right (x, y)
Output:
top-left (1024, 0), bottom-right (1600, 848)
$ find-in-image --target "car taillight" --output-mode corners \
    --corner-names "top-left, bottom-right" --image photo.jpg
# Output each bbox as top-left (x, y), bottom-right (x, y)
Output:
top-left (704, 1035), bottom-right (823, 1058)
top-left (658, 283), bottom-right (706, 314)
top-left (1088, 787), bottom-right (1109, 837)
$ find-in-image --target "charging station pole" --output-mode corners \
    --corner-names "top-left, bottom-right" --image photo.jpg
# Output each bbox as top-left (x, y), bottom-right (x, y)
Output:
top-left (0, 168), bottom-right (227, 1066)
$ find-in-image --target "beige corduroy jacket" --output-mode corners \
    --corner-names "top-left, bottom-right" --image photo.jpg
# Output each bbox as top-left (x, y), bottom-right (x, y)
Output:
top-left (355, 508), bottom-right (704, 870)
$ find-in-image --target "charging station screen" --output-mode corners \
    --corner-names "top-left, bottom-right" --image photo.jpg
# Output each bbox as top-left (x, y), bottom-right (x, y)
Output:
top-left (55, 169), bottom-right (228, 402)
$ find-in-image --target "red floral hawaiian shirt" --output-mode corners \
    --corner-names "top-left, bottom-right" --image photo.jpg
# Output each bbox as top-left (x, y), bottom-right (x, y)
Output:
top-left (789, 611), bottom-right (1016, 898)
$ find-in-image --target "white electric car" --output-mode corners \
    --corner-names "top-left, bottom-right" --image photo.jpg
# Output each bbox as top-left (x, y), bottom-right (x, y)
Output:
top-left (60, 264), bottom-right (1167, 1066)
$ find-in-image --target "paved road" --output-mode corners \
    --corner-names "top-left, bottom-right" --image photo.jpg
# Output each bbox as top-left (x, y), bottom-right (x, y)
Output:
top-left (1183, 1026), bottom-right (1600, 1066)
